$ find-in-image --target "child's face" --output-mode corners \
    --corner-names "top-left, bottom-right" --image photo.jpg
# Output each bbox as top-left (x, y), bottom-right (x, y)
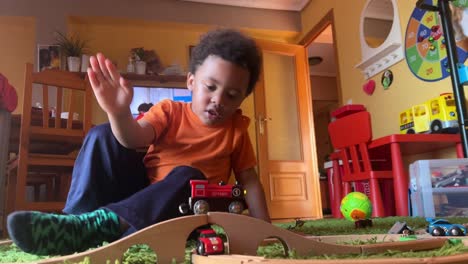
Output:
top-left (187, 55), bottom-right (250, 126)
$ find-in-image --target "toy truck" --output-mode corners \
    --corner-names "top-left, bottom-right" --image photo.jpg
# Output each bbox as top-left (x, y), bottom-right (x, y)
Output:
top-left (399, 93), bottom-right (458, 134)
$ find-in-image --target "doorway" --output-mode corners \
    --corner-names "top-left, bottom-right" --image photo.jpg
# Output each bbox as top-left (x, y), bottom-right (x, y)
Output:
top-left (300, 11), bottom-right (341, 215)
top-left (254, 39), bottom-right (321, 220)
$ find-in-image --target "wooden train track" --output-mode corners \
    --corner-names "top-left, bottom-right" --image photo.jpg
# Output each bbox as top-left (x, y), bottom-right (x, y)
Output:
top-left (0, 212), bottom-right (460, 263)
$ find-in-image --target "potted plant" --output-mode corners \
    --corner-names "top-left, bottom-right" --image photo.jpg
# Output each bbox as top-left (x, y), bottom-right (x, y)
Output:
top-left (55, 31), bottom-right (88, 72)
top-left (130, 47), bottom-right (163, 75)
top-left (131, 47), bottom-right (147, 75)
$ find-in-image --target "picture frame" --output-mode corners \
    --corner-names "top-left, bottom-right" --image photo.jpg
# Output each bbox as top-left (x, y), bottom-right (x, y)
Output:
top-left (37, 44), bottom-right (61, 72)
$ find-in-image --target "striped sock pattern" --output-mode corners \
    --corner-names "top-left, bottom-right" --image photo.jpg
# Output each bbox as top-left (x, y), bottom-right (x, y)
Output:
top-left (7, 209), bottom-right (121, 255)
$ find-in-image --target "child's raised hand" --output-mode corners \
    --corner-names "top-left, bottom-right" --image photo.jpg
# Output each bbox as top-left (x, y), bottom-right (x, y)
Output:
top-left (87, 53), bottom-right (133, 117)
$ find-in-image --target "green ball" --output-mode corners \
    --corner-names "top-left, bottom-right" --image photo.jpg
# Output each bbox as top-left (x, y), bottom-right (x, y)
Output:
top-left (340, 192), bottom-right (372, 221)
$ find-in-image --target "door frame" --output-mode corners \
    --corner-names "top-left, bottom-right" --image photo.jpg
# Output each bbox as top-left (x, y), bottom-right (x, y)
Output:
top-left (298, 9), bottom-right (343, 216)
top-left (299, 9), bottom-right (343, 106)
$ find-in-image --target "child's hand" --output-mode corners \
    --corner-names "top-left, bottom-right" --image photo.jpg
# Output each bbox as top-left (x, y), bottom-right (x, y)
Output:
top-left (87, 53), bottom-right (133, 117)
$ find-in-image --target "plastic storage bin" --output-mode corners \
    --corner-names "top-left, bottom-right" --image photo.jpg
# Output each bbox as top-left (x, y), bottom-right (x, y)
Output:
top-left (410, 158), bottom-right (468, 217)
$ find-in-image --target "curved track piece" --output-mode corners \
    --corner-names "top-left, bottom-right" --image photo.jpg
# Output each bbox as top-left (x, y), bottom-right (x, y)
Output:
top-left (192, 253), bottom-right (468, 264)
top-left (207, 212), bottom-right (447, 256)
top-left (1, 213), bottom-right (448, 263)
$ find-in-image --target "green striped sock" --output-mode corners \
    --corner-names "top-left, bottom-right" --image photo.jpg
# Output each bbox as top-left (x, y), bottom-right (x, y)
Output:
top-left (7, 209), bottom-right (122, 255)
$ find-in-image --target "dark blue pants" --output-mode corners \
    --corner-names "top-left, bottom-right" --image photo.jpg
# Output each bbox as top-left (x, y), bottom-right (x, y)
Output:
top-left (63, 123), bottom-right (205, 235)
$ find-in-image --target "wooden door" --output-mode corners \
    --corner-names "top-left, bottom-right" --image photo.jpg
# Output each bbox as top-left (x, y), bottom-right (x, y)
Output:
top-left (254, 39), bottom-right (322, 219)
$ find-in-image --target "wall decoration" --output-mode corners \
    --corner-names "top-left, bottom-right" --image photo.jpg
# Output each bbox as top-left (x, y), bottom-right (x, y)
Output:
top-left (37, 44), bottom-right (61, 71)
top-left (363, 80), bottom-right (376, 95)
top-left (404, 0), bottom-right (468, 82)
top-left (381, 70), bottom-right (393, 89)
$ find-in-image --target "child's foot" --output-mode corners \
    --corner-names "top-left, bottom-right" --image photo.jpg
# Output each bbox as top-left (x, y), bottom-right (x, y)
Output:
top-left (7, 209), bottom-right (122, 255)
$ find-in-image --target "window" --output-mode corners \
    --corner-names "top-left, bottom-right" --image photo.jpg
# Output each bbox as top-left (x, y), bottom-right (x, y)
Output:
top-left (130, 87), bottom-right (192, 118)
top-left (400, 112), bottom-right (408, 124)
top-left (431, 100), bottom-right (440, 115)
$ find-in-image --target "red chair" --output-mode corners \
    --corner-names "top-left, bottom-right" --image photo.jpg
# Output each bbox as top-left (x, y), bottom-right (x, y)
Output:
top-left (328, 111), bottom-right (395, 217)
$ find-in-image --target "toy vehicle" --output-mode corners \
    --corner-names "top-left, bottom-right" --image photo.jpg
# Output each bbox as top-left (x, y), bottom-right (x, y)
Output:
top-left (426, 218), bottom-right (467, 236)
top-left (196, 228), bottom-right (224, 256)
top-left (179, 179), bottom-right (247, 215)
top-left (388, 221), bottom-right (414, 235)
top-left (431, 165), bottom-right (468, 188)
top-left (399, 93), bottom-right (458, 134)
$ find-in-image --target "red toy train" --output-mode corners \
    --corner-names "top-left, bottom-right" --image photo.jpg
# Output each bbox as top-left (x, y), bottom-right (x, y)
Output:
top-left (179, 179), bottom-right (247, 215)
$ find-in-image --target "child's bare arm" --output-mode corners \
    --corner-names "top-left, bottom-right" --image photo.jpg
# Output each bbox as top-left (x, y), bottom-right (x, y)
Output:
top-left (236, 168), bottom-right (271, 223)
top-left (88, 53), bottom-right (154, 148)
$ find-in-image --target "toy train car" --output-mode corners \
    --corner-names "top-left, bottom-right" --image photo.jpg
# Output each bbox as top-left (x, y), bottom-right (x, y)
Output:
top-left (179, 179), bottom-right (247, 215)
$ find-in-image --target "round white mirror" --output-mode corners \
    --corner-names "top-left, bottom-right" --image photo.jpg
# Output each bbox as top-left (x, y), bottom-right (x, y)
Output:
top-left (356, 0), bottom-right (404, 79)
top-left (363, 0), bottom-right (394, 48)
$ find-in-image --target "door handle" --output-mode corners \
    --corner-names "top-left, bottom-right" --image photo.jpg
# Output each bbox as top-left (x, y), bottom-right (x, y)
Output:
top-left (257, 115), bottom-right (271, 135)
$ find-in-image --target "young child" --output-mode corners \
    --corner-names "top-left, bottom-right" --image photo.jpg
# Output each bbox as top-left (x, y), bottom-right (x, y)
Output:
top-left (7, 28), bottom-right (270, 255)
top-left (135, 102), bottom-right (152, 120)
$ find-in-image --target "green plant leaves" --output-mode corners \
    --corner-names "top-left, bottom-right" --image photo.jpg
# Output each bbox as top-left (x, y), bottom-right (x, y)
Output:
top-left (55, 31), bottom-right (88, 57)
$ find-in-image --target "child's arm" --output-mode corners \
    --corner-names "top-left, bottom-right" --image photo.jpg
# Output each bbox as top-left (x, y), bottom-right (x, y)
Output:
top-left (236, 168), bottom-right (271, 223)
top-left (87, 53), bottom-right (154, 148)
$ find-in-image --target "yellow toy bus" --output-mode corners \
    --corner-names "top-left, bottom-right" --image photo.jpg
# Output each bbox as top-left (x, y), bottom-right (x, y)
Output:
top-left (399, 93), bottom-right (458, 134)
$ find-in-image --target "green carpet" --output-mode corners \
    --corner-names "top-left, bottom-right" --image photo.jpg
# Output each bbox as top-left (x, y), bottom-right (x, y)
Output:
top-left (1, 216), bottom-right (468, 263)
top-left (274, 216), bottom-right (468, 236)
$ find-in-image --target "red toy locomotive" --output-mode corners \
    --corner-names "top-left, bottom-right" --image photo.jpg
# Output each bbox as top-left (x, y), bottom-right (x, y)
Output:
top-left (179, 179), bottom-right (247, 215)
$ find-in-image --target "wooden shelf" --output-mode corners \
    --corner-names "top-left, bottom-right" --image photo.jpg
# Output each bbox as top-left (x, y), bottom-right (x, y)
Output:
top-left (122, 73), bottom-right (186, 82)
top-left (77, 72), bottom-right (187, 88)
top-left (122, 73), bottom-right (187, 88)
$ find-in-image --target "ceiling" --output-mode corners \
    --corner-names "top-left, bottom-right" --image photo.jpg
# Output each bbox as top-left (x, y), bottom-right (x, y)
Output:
top-left (308, 25), bottom-right (336, 77)
top-left (180, 0), bottom-right (311, 11)
top-left (181, 0), bottom-right (336, 76)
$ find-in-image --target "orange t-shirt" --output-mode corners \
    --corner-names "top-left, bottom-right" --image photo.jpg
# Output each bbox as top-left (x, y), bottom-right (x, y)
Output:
top-left (142, 99), bottom-right (257, 184)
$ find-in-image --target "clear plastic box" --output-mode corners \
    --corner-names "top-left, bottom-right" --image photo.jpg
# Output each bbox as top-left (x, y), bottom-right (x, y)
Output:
top-left (410, 158), bottom-right (468, 217)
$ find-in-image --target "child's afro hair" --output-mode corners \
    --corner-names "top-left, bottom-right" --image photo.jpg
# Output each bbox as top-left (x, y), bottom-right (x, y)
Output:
top-left (189, 28), bottom-right (261, 96)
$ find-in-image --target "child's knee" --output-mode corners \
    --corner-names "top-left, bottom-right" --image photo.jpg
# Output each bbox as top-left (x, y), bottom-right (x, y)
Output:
top-left (87, 123), bottom-right (112, 139)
